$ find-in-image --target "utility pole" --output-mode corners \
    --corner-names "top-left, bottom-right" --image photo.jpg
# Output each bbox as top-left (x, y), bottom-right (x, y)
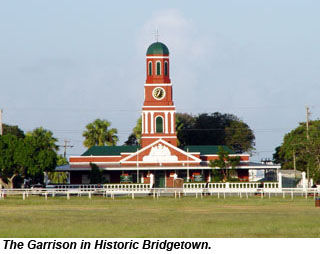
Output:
top-left (60, 140), bottom-right (74, 158)
top-left (306, 106), bottom-right (310, 140)
top-left (306, 106), bottom-right (311, 187)
top-left (0, 109), bottom-right (3, 135)
top-left (293, 150), bottom-right (296, 174)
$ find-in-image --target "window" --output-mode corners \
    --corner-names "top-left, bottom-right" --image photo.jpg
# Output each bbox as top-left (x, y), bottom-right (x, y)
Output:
top-left (156, 61), bottom-right (161, 75)
top-left (148, 61), bottom-right (152, 76)
top-left (156, 116), bottom-right (163, 133)
top-left (164, 61), bottom-right (168, 76)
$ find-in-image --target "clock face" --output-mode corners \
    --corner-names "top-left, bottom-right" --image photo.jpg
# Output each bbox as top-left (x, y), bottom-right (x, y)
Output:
top-left (152, 87), bottom-right (165, 100)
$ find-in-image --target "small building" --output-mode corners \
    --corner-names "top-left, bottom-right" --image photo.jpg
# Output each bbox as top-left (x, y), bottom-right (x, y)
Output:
top-left (67, 41), bottom-right (280, 186)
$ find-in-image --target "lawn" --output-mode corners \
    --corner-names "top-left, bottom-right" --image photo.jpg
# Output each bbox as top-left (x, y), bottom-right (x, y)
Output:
top-left (0, 195), bottom-right (320, 237)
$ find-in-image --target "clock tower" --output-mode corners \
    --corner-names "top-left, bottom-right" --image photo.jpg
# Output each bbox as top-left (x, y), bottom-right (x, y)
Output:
top-left (141, 42), bottom-right (177, 147)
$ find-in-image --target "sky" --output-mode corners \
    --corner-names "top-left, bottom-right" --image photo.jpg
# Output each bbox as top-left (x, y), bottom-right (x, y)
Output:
top-left (0, 0), bottom-right (319, 161)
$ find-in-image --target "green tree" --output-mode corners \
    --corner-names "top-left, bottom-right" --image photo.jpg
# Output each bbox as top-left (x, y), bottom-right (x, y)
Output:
top-left (26, 127), bottom-right (58, 152)
top-left (2, 124), bottom-right (25, 138)
top-left (24, 130), bottom-right (58, 183)
top-left (0, 134), bottom-right (24, 188)
top-left (0, 127), bottom-right (59, 188)
top-left (47, 155), bottom-right (69, 184)
top-left (83, 119), bottom-right (118, 148)
top-left (125, 112), bottom-right (255, 153)
top-left (124, 133), bottom-right (139, 146)
top-left (89, 163), bottom-right (103, 184)
top-left (175, 113), bottom-right (195, 147)
top-left (125, 117), bottom-right (142, 145)
top-left (225, 120), bottom-right (255, 153)
top-left (209, 146), bottom-right (240, 182)
top-left (274, 120), bottom-right (320, 183)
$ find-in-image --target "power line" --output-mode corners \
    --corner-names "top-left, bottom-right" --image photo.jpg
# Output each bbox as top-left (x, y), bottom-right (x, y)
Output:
top-left (58, 140), bottom-right (74, 158)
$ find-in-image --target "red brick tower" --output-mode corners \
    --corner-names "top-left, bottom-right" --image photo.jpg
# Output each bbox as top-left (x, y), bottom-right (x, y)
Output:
top-left (141, 42), bottom-right (177, 147)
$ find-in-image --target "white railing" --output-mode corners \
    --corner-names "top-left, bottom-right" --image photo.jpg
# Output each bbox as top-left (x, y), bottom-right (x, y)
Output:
top-left (183, 182), bottom-right (262, 190)
top-left (0, 187), bottom-right (319, 200)
top-left (264, 182), bottom-right (279, 189)
top-left (48, 184), bottom-right (101, 190)
top-left (103, 184), bottom-right (150, 191)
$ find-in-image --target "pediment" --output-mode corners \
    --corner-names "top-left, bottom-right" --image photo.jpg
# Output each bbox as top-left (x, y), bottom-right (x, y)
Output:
top-left (120, 139), bottom-right (201, 163)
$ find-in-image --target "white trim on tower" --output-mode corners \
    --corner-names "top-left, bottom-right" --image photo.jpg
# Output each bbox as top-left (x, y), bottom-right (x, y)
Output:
top-left (165, 111), bottom-right (169, 134)
top-left (170, 111), bottom-right (174, 134)
top-left (145, 112), bottom-right (148, 134)
top-left (141, 112), bottom-right (144, 134)
top-left (144, 83), bottom-right (172, 87)
top-left (150, 111), bottom-right (154, 134)
top-left (146, 56), bottom-right (169, 59)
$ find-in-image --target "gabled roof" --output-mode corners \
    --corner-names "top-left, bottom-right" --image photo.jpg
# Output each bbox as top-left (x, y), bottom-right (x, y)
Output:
top-left (81, 146), bottom-right (140, 156)
top-left (120, 139), bottom-right (201, 163)
top-left (81, 145), bottom-right (236, 156)
top-left (182, 145), bottom-right (235, 155)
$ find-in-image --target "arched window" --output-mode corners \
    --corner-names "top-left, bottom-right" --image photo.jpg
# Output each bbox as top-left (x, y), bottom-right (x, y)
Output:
top-left (156, 116), bottom-right (163, 133)
top-left (156, 61), bottom-right (161, 75)
top-left (164, 61), bottom-right (168, 76)
top-left (148, 61), bottom-right (152, 76)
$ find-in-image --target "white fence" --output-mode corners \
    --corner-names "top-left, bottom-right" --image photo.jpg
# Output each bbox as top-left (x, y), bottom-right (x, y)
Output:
top-left (183, 182), bottom-right (276, 191)
top-left (0, 182), bottom-right (319, 200)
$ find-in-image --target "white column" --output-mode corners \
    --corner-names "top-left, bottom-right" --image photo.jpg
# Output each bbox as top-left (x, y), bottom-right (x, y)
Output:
top-left (278, 172), bottom-right (282, 189)
top-left (150, 173), bottom-right (154, 188)
top-left (145, 112), bottom-right (148, 134)
top-left (302, 172), bottom-right (306, 189)
top-left (165, 111), bottom-right (169, 134)
top-left (141, 112), bottom-right (144, 134)
top-left (150, 112), bottom-right (154, 134)
top-left (170, 111), bottom-right (174, 134)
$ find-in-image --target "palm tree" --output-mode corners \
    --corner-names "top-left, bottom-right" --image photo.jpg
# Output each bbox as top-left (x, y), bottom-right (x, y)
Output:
top-left (83, 119), bottom-right (118, 148)
top-left (26, 127), bottom-right (59, 151)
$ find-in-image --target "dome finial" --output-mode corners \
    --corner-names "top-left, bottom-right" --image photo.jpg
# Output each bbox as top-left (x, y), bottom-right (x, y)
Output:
top-left (154, 29), bottom-right (160, 42)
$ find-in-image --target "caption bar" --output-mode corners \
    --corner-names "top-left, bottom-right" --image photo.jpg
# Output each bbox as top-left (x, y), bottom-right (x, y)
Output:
top-left (1, 239), bottom-right (213, 253)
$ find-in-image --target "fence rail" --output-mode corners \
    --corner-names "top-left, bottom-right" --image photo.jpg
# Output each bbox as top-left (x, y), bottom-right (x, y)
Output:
top-left (0, 186), bottom-right (319, 200)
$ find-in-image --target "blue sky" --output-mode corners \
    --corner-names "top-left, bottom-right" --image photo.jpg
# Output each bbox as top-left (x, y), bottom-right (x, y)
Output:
top-left (0, 0), bottom-right (319, 160)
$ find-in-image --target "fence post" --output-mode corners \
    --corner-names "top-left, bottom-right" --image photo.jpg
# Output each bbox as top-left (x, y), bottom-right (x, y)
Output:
top-left (89, 192), bottom-right (92, 199)
top-left (291, 190), bottom-right (293, 200)
top-left (67, 192), bottom-right (70, 200)
top-left (45, 193), bottom-right (47, 200)
top-left (132, 192), bottom-right (134, 200)
top-left (22, 192), bottom-right (25, 200)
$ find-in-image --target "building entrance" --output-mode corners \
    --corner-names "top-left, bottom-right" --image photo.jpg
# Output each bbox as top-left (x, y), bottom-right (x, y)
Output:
top-left (154, 171), bottom-right (166, 188)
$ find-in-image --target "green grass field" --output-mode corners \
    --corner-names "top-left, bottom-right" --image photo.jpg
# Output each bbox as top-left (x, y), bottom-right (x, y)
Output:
top-left (0, 195), bottom-right (320, 237)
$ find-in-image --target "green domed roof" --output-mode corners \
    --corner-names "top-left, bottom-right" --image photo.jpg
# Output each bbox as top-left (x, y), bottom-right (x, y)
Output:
top-left (146, 42), bottom-right (169, 55)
